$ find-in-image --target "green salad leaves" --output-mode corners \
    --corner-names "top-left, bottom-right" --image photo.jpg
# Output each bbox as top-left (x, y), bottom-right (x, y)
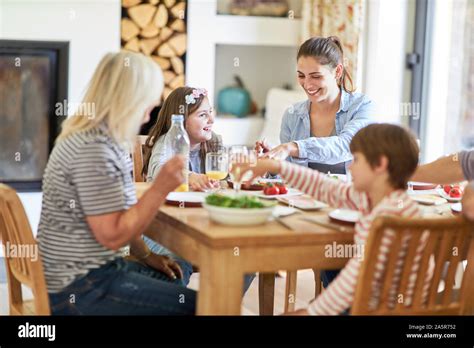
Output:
top-left (205, 194), bottom-right (275, 209)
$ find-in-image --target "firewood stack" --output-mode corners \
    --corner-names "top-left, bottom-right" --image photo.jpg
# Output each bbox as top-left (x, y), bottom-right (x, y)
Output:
top-left (121, 0), bottom-right (187, 101)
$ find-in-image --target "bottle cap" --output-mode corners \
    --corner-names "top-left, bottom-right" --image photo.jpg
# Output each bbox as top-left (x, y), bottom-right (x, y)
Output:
top-left (171, 114), bottom-right (184, 122)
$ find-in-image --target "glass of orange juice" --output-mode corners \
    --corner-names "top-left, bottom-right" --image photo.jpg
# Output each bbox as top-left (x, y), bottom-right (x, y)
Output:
top-left (205, 152), bottom-right (229, 192)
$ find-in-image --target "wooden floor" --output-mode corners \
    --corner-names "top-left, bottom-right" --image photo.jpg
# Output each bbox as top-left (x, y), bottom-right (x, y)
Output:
top-left (188, 270), bottom-right (316, 315)
top-left (0, 268), bottom-right (317, 315)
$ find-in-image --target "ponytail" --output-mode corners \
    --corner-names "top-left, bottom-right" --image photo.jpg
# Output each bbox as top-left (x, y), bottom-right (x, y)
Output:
top-left (297, 36), bottom-right (355, 93)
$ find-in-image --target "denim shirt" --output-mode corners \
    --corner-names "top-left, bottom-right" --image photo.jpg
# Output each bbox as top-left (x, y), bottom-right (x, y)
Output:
top-left (280, 89), bottom-right (374, 170)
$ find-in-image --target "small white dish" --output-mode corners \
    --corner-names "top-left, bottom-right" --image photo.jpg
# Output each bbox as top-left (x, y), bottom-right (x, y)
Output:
top-left (166, 192), bottom-right (207, 203)
top-left (202, 203), bottom-right (275, 226)
top-left (272, 206), bottom-right (298, 218)
top-left (328, 209), bottom-right (360, 224)
top-left (277, 196), bottom-right (328, 211)
top-left (436, 188), bottom-right (462, 203)
top-left (451, 203), bottom-right (462, 213)
top-left (411, 194), bottom-right (448, 206)
top-left (255, 188), bottom-right (303, 200)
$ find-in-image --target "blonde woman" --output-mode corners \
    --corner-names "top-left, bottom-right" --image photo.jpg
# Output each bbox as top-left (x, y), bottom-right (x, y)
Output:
top-left (37, 51), bottom-right (196, 315)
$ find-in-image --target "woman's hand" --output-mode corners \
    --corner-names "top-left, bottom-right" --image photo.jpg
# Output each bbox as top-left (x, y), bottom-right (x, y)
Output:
top-left (189, 172), bottom-right (219, 192)
top-left (255, 138), bottom-right (271, 156)
top-left (262, 142), bottom-right (299, 160)
top-left (153, 155), bottom-right (186, 194)
top-left (144, 254), bottom-right (183, 280)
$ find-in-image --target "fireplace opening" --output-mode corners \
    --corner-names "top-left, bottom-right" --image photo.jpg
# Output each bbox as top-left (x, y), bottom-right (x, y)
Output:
top-left (0, 40), bottom-right (68, 191)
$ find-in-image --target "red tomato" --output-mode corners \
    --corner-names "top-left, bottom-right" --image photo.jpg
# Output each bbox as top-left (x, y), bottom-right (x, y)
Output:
top-left (264, 184), bottom-right (280, 195)
top-left (449, 187), bottom-right (462, 198)
top-left (443, 185), bottom-right (452, 194)
top-left (276, 183), bottom-right (288, 194)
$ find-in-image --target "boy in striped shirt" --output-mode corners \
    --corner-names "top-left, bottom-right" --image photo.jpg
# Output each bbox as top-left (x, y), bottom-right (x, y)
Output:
top-left (241, 124), bottom-right (428, 315)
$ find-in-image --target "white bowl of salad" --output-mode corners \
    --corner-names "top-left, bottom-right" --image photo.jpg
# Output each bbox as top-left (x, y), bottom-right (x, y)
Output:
top-left (203, 194), bottom-right (276, 226)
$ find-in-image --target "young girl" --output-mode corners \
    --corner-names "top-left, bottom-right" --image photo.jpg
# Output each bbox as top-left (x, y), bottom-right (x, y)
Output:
top-left (142, 87), bottom-right (255, 291)
top-left (142, 86), bottom-right (222, 192)
top-left (243, 124), bottom-right (432, 315)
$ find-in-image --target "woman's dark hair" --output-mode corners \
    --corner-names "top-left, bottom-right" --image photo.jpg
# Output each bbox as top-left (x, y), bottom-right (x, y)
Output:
top-left (142, 86), bottom-right (221, 177)
top-left (297, 36), bottom-right (355, 93)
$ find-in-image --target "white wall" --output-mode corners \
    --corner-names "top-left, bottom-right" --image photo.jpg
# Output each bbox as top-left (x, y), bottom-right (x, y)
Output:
top-left (0, 0), bottom-right (121, 107)
top-left (0, 0), bottom-right (121, 237)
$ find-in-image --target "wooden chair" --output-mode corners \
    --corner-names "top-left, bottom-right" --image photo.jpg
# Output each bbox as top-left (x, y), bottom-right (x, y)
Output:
top-left (352, 215), bottom-right (474, 315)
top-left (131, 135), bottom-right (148, 182)
top-left (284, 269), bottom-right (323, 312)
top-left (0, 184), bottom-right (50, 315)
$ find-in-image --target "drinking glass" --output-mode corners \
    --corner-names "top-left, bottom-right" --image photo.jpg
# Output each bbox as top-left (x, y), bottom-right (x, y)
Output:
top-left (228, 145), bottom-right (256, 194)
top-left (205, 152), bottom-right (229, 192)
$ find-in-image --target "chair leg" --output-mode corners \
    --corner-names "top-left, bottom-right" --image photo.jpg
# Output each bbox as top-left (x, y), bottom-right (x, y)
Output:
top-left (313, 268), bottom-right (322, 298)
top-left (284, 271), bottom-right (297, 313)
top-left (258, 273), bottom-right (275, 315)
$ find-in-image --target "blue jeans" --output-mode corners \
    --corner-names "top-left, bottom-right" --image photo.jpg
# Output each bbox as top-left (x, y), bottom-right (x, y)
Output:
top-left (321, 270), bottom-right (340, 288)
top-left (143, 236), bottom-right (255, 292)
top-left (48, 258), bottom-right (196, 315)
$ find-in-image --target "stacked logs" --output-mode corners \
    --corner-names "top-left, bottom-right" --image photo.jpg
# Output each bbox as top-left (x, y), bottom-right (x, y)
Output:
top-left (121, 0), bottom-right (187, 100)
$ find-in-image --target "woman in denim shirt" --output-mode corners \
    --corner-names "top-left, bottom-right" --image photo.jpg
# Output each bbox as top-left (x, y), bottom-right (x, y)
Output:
top-left (257, 36), bottom-right (373, 175)
top-left (257, 36), bottom-right (373, 289)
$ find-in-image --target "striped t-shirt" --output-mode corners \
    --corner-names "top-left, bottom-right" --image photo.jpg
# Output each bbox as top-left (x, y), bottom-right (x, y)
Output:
top-left (37, 124), bottom-right (137, 293)
top-left (279, 161), bottom-right (433, 315)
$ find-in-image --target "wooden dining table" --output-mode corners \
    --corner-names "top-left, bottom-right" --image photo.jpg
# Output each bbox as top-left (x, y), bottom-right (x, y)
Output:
top-left (136, 182), bottom-right (460, 315)
top-left (135, 182), bottom-right (355, 315)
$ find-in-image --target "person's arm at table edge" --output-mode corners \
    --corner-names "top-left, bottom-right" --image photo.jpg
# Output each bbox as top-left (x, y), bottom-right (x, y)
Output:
top-left (462, 184), bottom-right (474, 220)
top-left (87, 156), bottom-right (184, 250)
top-left (411, 153), bottom-right (465, 184)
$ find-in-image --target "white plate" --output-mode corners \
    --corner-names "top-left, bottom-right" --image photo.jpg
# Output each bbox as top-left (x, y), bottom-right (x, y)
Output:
top-left (255, 188), bottom-right (303, 200)
top-left (273, 206), bottom-right (298, 217)
top-left (436, 188), bottom-right (462, 202)
top-left (328, 209), bottom-right (360, 224)
top-left (276, 196), bottom-right (328, 211)
top-left (411, 194), bottom-right (447, 206)
top-left (451, 203), bottom-right (462, 213)
top-left (166, 192), bottom-right (207, 203)
top-left (202, 203), bottom-right (275, 226)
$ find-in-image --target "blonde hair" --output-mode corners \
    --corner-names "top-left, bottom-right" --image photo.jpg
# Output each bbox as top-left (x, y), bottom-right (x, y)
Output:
top-left (56, 50), bottom-right (164, 145)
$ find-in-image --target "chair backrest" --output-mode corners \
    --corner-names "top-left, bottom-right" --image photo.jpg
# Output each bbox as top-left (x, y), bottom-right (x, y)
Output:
top-left (352, 215), bottom-right (474, 315)
top-left (0, 184), bottom-right (50, 315)
top-left (259, 88), bottom-right (306, 148)
top-left (131, 135), bottom-right (148, 183)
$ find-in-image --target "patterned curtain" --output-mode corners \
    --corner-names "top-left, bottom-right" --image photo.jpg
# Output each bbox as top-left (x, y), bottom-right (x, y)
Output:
top-left (301, 0), bottom-right (365, 84)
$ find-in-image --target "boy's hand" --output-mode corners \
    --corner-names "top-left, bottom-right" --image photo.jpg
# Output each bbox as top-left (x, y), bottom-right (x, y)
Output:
top-left (235, 159), bottom-right (281, 183)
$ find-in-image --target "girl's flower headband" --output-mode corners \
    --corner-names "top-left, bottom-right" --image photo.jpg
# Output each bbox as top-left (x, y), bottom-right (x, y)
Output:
top-left (185, 88), bottom-right (208, 105)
